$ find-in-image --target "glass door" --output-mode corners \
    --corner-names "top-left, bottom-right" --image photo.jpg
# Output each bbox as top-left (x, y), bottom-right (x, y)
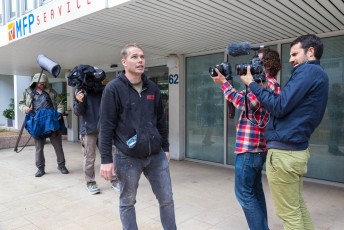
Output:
top-left (186, 53), bottom-right (225, 164)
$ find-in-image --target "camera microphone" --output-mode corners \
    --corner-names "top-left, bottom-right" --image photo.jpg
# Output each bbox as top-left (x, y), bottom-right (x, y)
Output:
top-left (227, 42), bottom-right (268, 57)
top-left (36, 54), bottom-right (61, 78)
top-left (227, 42), bottom-right (251, 57)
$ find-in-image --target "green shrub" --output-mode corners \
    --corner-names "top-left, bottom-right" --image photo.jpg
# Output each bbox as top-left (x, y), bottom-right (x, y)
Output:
top-left (2, 98), bottom-right (15, 119)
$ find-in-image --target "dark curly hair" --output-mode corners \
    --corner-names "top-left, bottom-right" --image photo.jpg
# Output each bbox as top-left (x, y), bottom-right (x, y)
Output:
top-left (263, 50), bottom-right (281, 77)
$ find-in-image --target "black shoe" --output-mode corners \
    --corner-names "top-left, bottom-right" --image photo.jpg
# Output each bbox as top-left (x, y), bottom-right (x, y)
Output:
top-left (35, 169), bottom-right (45, 177)
top-left (57, 166), bottom-right (69, 174)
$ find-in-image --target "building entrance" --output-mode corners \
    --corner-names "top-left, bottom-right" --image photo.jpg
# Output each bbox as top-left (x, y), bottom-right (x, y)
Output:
top-left (145, 66), bottom-right (169, 131)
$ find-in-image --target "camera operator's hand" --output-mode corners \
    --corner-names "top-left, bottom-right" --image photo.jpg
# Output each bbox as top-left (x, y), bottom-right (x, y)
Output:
top-left (240, 66), bottom-right (255, 86)
top-left (212, 68), bottom-right (227, 85)
top-left (75, 90), bottom-right (85, 103)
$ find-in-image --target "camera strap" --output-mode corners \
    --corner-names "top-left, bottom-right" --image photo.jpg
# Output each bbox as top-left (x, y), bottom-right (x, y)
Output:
top-left (244, 85), bottom-right (269, 128)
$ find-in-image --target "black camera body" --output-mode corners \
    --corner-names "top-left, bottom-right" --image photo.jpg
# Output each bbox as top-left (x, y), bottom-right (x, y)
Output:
top-left (66, 64), bottom-right (106, 94)
top-left (209, 62), bottom-right (232, 80)
top-left (235, 55), bottom-right (266, 82)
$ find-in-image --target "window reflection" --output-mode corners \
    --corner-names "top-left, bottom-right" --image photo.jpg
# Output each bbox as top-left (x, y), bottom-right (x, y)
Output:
top-left (186, 53), bottom-right (225, 164)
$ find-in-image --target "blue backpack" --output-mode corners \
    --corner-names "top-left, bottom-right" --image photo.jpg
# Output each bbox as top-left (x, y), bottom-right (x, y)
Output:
top-left (25, 108), bottom-right (65, 139)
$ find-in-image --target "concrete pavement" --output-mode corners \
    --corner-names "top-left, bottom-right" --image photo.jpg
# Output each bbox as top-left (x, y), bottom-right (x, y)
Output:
top-left (1, 141), bottom-right (344, 229)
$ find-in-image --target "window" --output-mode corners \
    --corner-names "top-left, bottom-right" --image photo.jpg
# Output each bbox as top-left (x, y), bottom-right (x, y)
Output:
top-left (186, 53), bottom-right (225, 164)
top-left (145, 66), bottom-right (169, 132)
top-left (9, 0), bottom-right (17, 19)
top-left (24, 0), bottom-right (35, 12)
top-left (40, 0), bottom-right (53, 6)
top-left (0, 0), bottom-right (3, 25)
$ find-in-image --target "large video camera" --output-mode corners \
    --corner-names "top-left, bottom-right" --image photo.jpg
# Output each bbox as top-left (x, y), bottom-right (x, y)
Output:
top-left (227, 42), bottom-right (268, 82)
top-left (66, 64), bottom-right (106, 94)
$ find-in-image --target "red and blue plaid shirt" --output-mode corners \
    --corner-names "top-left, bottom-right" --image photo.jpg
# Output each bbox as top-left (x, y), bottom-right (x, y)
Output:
top-left (222, 76), bottom-right (280, 154)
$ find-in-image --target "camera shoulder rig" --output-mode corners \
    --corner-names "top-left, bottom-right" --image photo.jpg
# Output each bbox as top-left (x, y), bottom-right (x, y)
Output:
top-left (66, 64), bottom-right (106, 94)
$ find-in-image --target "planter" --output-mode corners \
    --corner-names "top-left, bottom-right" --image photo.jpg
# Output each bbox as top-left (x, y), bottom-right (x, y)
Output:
top-left (7, 118), bottom-right (13, 127)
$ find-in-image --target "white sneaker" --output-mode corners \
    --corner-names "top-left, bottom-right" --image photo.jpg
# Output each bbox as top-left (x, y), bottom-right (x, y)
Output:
top-left (87, 183), bottom-right (100, 195)
top-left (111, 181), bottom-right (120, 192)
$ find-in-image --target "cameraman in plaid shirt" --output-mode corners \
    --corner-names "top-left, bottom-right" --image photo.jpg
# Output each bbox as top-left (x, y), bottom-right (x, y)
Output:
top-left (212, 50), bottom-right (281, 230)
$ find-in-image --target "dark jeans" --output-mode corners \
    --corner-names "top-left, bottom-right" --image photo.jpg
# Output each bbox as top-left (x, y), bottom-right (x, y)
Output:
top-left (35, 130), bottom-right (66, 169)
top-left (115, 150), bottom-right (176, 230)
top-left (235, 152), bottom-right (269, 230)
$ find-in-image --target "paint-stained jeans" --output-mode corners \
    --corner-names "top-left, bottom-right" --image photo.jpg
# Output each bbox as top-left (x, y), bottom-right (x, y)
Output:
top-left (235, 152), bottom-right (269, 230)
top-left (266, 148), bottom-right (314, 230)
top-left (115, 149), bottom-right (176, 230)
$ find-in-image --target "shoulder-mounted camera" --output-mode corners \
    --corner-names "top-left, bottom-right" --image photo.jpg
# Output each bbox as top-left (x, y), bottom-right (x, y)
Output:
top-left (66, 64), bottom-right (106, 94)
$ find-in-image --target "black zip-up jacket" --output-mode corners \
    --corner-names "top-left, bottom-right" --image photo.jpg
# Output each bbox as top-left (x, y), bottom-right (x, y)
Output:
top-left (73, 90), bottom-right (102, 135)
top-left (98, 71), bottom-right (169, 163)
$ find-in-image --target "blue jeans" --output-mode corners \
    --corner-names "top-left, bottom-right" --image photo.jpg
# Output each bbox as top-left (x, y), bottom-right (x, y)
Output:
top-left (235, 152), bottom-right (269, 230)
top-left (115, 150), bottom-right (176, 230)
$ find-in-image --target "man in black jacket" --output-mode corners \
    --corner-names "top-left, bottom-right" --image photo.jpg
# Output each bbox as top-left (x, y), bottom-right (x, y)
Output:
top-left (98, 44), bottom-right (176, 230)
top-left (73, 78), bottom-right (119, 194)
